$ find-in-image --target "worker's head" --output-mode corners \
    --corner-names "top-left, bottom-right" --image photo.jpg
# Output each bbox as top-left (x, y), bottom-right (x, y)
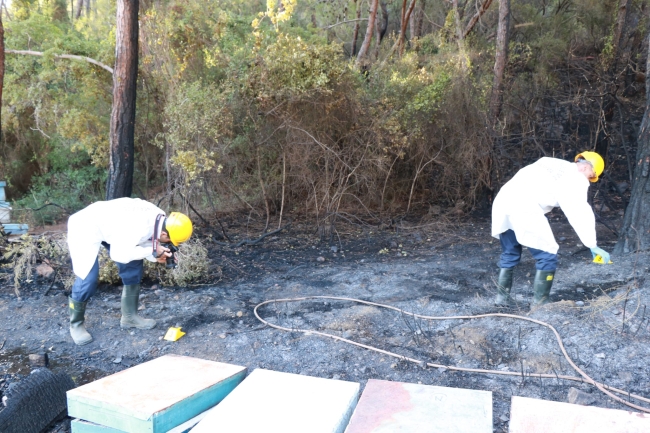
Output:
top-left (575, 151), bottom-right (604, 183)
top-left (160, 212), bottom-right (193, 246)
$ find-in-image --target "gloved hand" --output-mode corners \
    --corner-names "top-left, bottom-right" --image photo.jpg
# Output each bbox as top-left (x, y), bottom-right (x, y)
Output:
top-left (590, 247), bottom-right (610, 264)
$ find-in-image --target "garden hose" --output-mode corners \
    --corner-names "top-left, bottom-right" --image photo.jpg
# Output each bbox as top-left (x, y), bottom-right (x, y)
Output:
top-left (254, 295), bottom-right (650, 414)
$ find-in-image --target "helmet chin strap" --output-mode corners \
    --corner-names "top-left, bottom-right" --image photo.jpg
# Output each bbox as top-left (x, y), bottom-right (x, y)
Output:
top-left (152, 214), bottom-right (166, 258)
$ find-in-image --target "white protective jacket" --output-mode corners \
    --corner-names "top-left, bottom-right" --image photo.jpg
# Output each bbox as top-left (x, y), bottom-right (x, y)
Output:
top-left (67, 198), bottom-right (165, 280)
top-left (491, 157), bottom-right (597, 254)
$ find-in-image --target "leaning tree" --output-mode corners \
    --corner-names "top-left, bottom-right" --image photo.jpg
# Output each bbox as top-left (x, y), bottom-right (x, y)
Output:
top-left (615, 31), bottom-right (650, 254)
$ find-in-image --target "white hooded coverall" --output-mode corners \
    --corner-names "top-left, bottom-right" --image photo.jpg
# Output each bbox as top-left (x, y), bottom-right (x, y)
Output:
top-left (67, 198), bottom-right (164, 280)
top-left (491, 157), bottom-right (597, 255)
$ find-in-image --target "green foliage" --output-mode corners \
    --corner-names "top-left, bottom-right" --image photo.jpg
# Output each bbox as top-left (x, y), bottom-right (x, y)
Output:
top-left (14, 163), bottom-right (106, 225)
top-left (1, 4), bottom-right (113, 202)
top-left (3, 0), bottom-right (642, 223)
top-left (247, 33), bottom-right (349, 100)
top-left (160, 81), bottom-right (231, 182)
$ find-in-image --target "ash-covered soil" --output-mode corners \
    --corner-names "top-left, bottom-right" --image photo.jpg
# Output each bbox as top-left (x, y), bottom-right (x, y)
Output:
top-left (1, 211), bottom-right (649, 432)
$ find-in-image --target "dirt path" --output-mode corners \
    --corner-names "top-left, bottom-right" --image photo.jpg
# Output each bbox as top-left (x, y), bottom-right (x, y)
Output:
top-left (1, 214), bottom-right (649, 432)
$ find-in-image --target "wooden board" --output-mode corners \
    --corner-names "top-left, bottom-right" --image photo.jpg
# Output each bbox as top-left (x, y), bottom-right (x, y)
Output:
top-left (190, 369), bottom-right (360, 433)
top-left (344, 379), bottom-right (492, 433)
top-left (72, 408), bottom-right (210, 433)
top-left (67, 355), bottom-right (246, 433)
top-left (509, 396), bottom-right (650, 433)
top-left (1, 223), bottom-right (28, 235)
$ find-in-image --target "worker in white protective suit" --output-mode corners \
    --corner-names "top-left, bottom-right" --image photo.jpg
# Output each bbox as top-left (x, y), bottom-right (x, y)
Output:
top-left (491, 151), bottom-right (610, 307)
top-left (66, 198), bottom-right (193, 345)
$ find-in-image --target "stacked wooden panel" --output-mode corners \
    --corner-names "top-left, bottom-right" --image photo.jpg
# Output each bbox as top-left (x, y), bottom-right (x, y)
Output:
top-left (67, 355), bottom-right (246, 433)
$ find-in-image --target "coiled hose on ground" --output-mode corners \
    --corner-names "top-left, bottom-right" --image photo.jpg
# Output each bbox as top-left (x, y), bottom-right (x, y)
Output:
top-left (254, 295), bottom-right (650, 414)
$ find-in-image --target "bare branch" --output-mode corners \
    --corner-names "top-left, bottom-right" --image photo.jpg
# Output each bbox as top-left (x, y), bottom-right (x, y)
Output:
top-left (462, 0), bottom-right (494, 39)
top-left (323, 18), bottom-right (368, 30)
top-left (6, 49), bottom-right (113, 74)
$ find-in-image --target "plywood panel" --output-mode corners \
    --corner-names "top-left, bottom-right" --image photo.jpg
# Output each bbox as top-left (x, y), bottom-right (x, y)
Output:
top-left (509, 396), bottom-right (650, 433)
top-left (344, 379), bottom-right (492, 433)
top-left (190, 369), bottom-right (360, 433)
top-left (67, 355), bottom-right (246, 433)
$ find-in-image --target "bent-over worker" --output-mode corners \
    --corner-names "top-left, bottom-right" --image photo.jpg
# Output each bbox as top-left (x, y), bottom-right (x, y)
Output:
top-left (66, 197), bottom-right (193, 345)
top-left (491, 151), bottom-right (610, 307)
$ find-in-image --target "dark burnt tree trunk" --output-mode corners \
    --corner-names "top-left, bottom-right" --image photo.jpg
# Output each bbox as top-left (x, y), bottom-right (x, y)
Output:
top-left (351, 0), bottom-right (361, 56)
top-left (611, 0), bottom-right (629, 73)
top-left (489, 0), bottom-right (510, 123)
top-left (75, 0), bottom-right (84, 18)
top-left (615, 33), bottom-right (650, 254)
top-left (106, 0), bottom-right (139, 200)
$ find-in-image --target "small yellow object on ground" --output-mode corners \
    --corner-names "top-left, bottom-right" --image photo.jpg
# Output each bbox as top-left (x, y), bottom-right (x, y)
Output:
top-left (593, 255), bottom-right (613, 265)
top-left (164, 327), bottom-right (186, 341)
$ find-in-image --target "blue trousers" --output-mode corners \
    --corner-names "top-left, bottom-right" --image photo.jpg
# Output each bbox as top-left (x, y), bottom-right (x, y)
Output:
top-left (71, 243), bottom-right (144, 302)
top-left (498, 229), bottom-right (557, 271)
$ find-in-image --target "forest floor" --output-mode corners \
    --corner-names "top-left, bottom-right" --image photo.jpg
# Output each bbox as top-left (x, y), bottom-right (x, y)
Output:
top-left (1, 208), bottom-right (650, 432)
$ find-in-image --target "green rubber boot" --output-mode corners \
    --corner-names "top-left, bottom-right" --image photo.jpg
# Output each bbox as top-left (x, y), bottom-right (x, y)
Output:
top-left (494, 268), bottom-right (515, 306)
top-left (69, 297), bottom-right (93, 346)
top-left (120, 284), bottom-right (156, 329)
top-left (532, 270), bottom-right (555, 307)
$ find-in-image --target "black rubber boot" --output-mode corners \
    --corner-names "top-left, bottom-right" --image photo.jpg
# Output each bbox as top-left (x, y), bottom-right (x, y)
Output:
top-left (532, 270), bottom-right (555, 306)
top-left (69, 297), bottom-right (93, 346)
top-left (494, 268), bottom-right (515, 306)
top-left (120, 284), bottom-right (156, 329)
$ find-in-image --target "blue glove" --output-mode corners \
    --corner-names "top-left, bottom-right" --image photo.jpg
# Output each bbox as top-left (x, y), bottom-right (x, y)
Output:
top-left (590, 247), bottom-right (610, 264)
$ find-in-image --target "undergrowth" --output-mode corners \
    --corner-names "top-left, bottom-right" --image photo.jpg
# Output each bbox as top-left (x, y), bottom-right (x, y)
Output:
top-left (1, 234), bottom-right (213, 296)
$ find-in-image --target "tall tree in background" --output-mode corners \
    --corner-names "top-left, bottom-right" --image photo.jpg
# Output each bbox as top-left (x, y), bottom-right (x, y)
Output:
top-left (106, 0), bottom-right (139, 200)
top-left (616, 32), bottom-right (650, 254)
top-left (0, 2), bottom-right (4, 142)
top-left (351, 0), bottom-right (361, 56)
top-left (489, 0), bottom-right (510, 123)
top-left (355, 0), bottom-right (378, 67)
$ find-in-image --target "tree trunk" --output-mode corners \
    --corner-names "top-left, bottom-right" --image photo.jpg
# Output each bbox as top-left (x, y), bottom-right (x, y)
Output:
top-left (355, 0), bottom-right (379, 67)
top-left (409, 0), bottom-right (427, 40)
top-left (615, 32), bottom-right (650, 254)
top-left (409, 0), bottom-right (425, 40)
top-left (0, 9), bottom-right (4, 142)
top-left (75, 0), bottom-right (84, 18)
top-left (372, 2), bottom-right (387, 59)
top-left (489, 0), bottom-right (510, 123)
top-left (397, 0), bottom-right (416, 56)
top-left (106, 0), bottom-right (139, 200)
top-left (351, 0), bottom-right (361, 56)
top-left (610, 0), bottom-right (629, 72)
top-left (463, 0), bottom-right (494, 39)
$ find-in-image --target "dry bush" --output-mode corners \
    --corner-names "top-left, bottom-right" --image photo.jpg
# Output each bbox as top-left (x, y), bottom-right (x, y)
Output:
top-left (1, 234), bottom-right (213, 296)
top-left (144, 238), bottom-right (214, 287)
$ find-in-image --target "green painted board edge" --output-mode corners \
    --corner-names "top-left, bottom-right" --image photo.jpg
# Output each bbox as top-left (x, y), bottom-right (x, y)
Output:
top-left (72, 410), bottom-right (208, 433)
top-left (68, 369), bottom-right (246, 433)
top-left (71, 419), bottom-right (126, 433)
top-left (152, 371), bottom-right (245, 432)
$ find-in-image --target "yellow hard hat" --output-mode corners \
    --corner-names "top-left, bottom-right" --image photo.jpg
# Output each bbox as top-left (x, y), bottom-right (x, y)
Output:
top-left (165, 212), bottom-right (193, 245)
top-left (575, 151), bottom-right (604, 182)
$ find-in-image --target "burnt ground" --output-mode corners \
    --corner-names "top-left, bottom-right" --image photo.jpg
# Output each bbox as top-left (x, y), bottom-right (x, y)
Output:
top-left (1, 209), bottom-right (650, 432)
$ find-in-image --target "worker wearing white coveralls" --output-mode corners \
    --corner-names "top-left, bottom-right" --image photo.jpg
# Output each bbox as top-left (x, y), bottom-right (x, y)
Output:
top-left (67, 198), bottom-right (193, 345)
top-left (491, 152), bottom-right (610, 307)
